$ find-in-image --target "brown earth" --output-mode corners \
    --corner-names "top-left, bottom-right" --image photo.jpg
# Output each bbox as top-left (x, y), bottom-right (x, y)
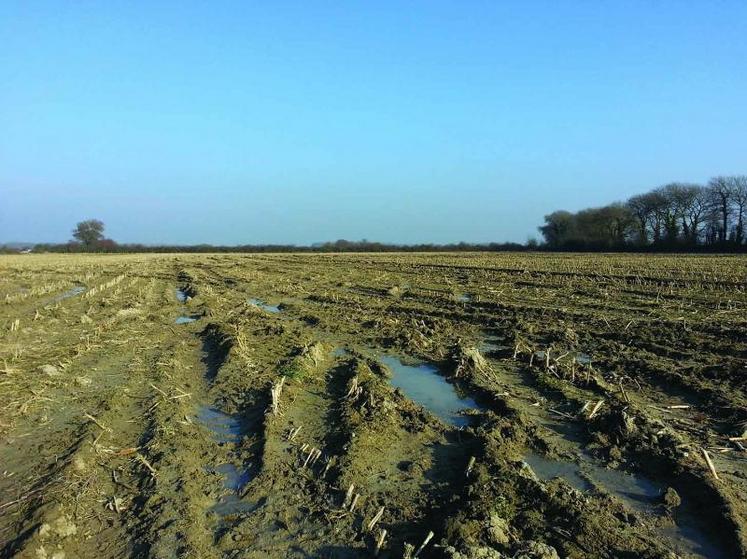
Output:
top-left (0, 253), bottom-right (745, 559)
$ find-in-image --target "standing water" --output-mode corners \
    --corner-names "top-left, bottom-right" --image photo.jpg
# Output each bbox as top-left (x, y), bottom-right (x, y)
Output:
top-left (523, 451), bottom-right (729, 559)
top-left (248, 298), bottom-right (282, 313)
top-left (379, 355), bottom-right (482, 427)
top-left (175, 288), bottom-right (199, 324)
top-left (196, 406), bottom-right (244, 444)
top-left (195, 406), bottom-right (256, 517)
top-left (48, 286), bottom-right (86, 304)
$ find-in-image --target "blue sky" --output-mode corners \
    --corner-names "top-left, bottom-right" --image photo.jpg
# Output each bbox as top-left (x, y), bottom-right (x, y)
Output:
top-left (2, 1), bottom-right (746, 245)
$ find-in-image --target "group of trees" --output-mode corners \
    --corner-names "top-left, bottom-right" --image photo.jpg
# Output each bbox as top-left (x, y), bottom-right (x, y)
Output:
top-left (34, 235), bottom-right (529, 254)
top-left (26, 220), bottom-right (530, 253)
top-left (539, 176), bottom-right (747, 250)
top-left (16, 181), bottom-right (747, 255)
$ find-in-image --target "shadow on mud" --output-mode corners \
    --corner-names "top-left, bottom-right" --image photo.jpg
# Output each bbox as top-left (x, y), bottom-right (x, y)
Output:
top-left (200, 324), bottom-right (232, 382)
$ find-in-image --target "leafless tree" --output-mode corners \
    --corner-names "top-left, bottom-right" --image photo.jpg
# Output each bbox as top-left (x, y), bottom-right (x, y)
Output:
top-left (627, 194), bottom-right (653, 245)
top-left (660, 183), bottom-right (707, 244)
top-left (730, 175), bottom-right (747, 244)
top-left (707, 177), bottom-right (733, 243)
top-left (540, 175), bottom-right (744, 249)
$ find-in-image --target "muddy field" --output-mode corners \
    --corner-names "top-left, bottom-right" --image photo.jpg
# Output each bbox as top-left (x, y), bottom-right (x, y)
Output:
top-left (1, 253), bottom-right (745, 559)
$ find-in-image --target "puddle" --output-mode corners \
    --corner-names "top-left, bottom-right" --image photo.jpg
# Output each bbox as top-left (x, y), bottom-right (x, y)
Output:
top-left (332, 347), bottom-right (349, 357)
top-left (457, 294), bottom-right (471, 302)
top-left (212, 463), bottom-right (251, 491)
top-left (196, 407), bottom-right (256, 517)
top-left (380, 355), bottom-right (483, 427)
top-left (196, 406), bottom-right (244, 444)
top-left (248, 298), bottom-right (281, 313)
top-left (49, 286), bottom-right (86, 304)
top-left (175, 287), bottom-right (199, 323)
top-left (525, 450), bottom-right (665, 513)
top-left (524, 451), bottom-right (728, 559)
top-left (589, 463), bottom-right (662, 513)
top-left (191, 322), bottom-right (257, 522)
top-left (210, 495), bottom-right (258, 517)
top-left (661, 521), bottom-right (730, 559)
top-left (524, 452), bottom-right (593, 491)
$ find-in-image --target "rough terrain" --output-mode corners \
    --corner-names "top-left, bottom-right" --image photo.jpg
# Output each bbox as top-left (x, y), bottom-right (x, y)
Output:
top-left (1, 253), bottom-right (745, 559)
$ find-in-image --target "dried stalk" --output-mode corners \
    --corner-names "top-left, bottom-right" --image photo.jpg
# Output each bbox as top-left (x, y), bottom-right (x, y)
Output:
top-left (588, 399), bottom-right (604, 419)
top-left (270, 376), bottom-right (286, 415)
top-left (702, 448), bottom-right (719, 480)
top-left (414, 531), bottom-right (434, 557)
top-left (375, 528), bottom-right (387, 556)
top-left (367, 506), bottom-right (384, 531)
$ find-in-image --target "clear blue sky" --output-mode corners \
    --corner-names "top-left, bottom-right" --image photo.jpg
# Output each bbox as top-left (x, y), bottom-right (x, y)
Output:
top-left (2, 1), bottom-right (746, 245)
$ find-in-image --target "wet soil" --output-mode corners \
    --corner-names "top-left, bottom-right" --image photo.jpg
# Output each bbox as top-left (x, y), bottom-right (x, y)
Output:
top-left (0, 252), bottom-right (745, 558)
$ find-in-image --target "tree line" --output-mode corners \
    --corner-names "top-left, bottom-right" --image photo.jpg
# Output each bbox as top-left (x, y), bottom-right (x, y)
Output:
top-left (9, 178), bottom-right (747, 255)
top-left (31, 239), bottom-right (530, 254)
top-left (23, 221), bottom-right (529, 253)
top-left (539, 176), bottom-right (747, 250)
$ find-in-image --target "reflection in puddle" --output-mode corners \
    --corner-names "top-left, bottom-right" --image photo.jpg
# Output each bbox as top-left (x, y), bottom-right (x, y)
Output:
top-left (248, 298), bottom-right (281, 313)
top-left (661, 521), bottom-right (729, 559)
top-left (481, 341), bottom-right (511, 354)
top-left (523, 451), bottom-right (728, 559)
top-left (196, 406), bottom-right (244, 444)
top-left (525, 451), bottom-right (663, 510)
top-left (175, 315), bottom-right (199, 324)
top-left (210, 495), bottom-right (258, 517)
top-left (176, 288), bottom-right (189, 302)
top-left (197, 406), bottom-right (256, 517)
top-left (380, 355), bottom-right (483, 427)
top-left (524, 452), bottom-right (593, 491)
top-left (213, 463), bottom-right (251, 491)
top-left (457, 294), bottom-right (471, 302)
top-left (590, 464), bottom-right (662, 512)
top-left (49, 286), bottom-right (86, 304)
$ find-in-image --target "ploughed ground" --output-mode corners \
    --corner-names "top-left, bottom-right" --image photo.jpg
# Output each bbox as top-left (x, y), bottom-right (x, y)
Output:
top-left (0, 253), bottom-right (745, 559)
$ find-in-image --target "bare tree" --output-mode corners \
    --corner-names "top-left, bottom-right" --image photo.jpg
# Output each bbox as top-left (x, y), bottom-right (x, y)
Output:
top-left (539, 176), bottom-right (744, 250)
top-left (627, 194), bottom-right (653, 245)
top-left (707, 177), bottom-right (733, 243)
top-left (644, 190), bottom-right (669, 244)
top-left (599, 203), bottom-right (635, 245)
top-left (730, 176), bottom-right (747, 244)
top-left (656, 184), bottom-right (686, 243)
top-left (661, 183), bottom-right (706, 244)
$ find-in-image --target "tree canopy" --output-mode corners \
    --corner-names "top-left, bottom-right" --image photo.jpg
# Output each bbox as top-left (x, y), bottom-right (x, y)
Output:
top-left (72, 219), bottom-right (106, 247)
top-left (539, 176), bottom-right (747, 250)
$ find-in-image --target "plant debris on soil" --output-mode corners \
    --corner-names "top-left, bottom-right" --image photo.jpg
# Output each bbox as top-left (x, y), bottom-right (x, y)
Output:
top-left (0, 252), bottom-right (745, 559)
